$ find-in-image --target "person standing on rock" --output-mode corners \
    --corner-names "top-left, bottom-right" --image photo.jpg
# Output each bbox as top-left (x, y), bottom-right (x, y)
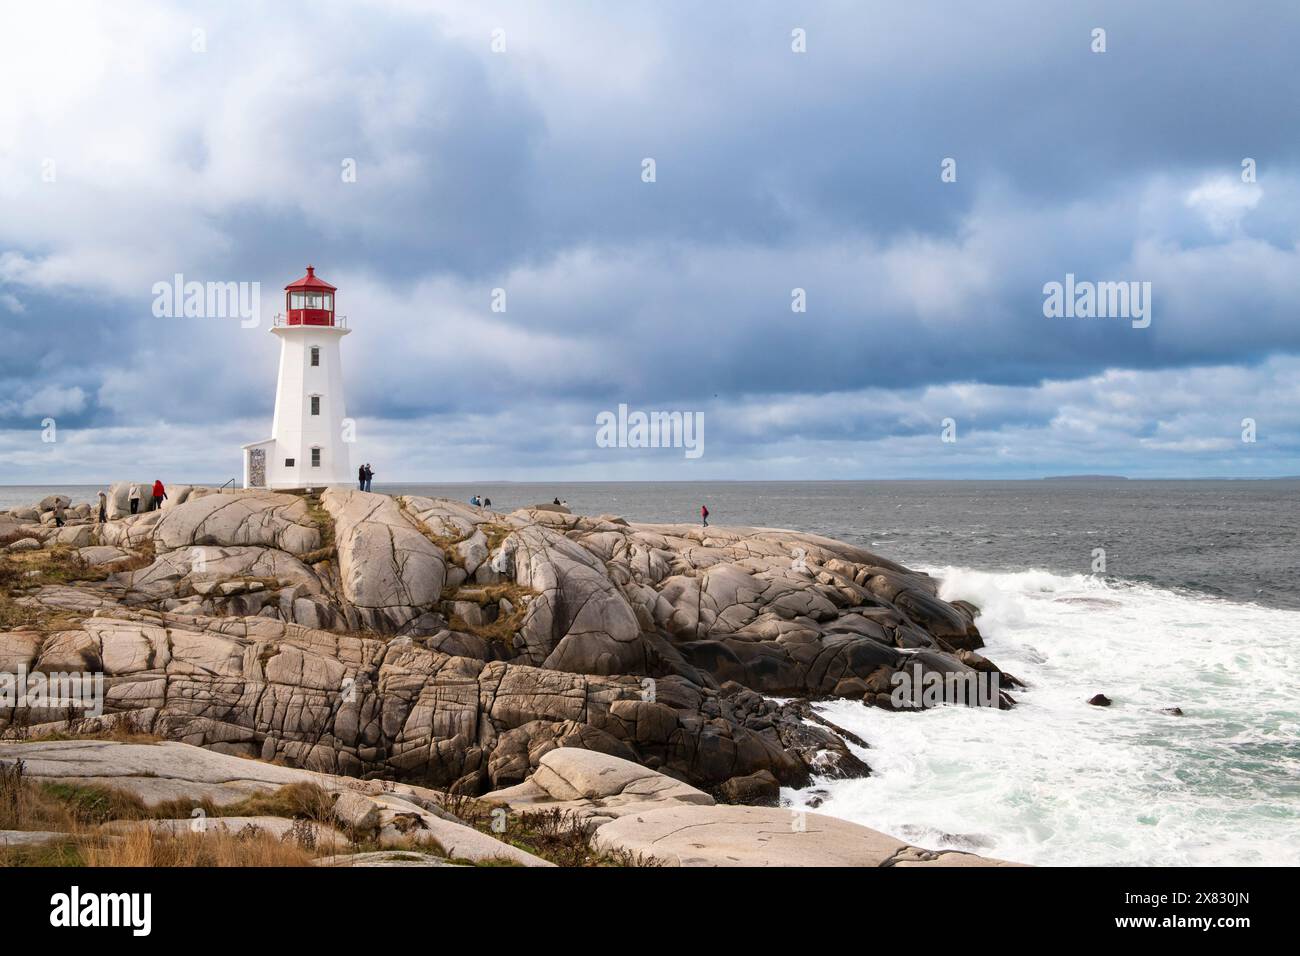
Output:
top-left (97, 490), bottom-right (108, 524)
top-left (53, 499), bottom-right (66, 527)
top-left (357, 464), bottom-right (366, 491)
top-left (364, 464), bottom-right (374, 492)
top-left (701, 504), bottom-right (709, 527)
top-left (129, 483), bottom-right (142, 515)
top-left (483, 496), bottom-right (492, 509)
top-left (151, 479), bottom-right (167, 511)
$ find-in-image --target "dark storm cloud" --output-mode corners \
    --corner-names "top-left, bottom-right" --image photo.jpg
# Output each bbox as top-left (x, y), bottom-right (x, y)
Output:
top-left (2, 0), bottom-right (1300, 478)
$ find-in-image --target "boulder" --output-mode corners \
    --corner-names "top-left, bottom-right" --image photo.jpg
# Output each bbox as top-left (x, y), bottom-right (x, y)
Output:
top-left (717, 770), bottom-right (781, 806)
top-left (331, 789), bottom-right (382, 833)
top-left (99, 511), bottom-right (164, 549)
top-left (506, 525), bottom-right (651, 675)
top-left (112, 545), bottom-right (323, 606)
top-left (160, 485), bottom-right (196, 510)
top-left (483, 746), bottom-right (715, 829)
top-left (529, 747), bottom-right (714, 807)
top-left (49, 524), bottom-right (94, 548)
top-left (588, 801), bottom-right (1021, 867)
top-left (320, 489), bottom-right (446, 633)
top-left (105, 482), bottom-right (153, 520)
top-left (149, 491), bottom-right (320, 555)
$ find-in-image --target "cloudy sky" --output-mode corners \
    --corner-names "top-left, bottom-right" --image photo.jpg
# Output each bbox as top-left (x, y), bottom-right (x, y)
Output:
top-left (2, 0), bottom-right (1298, 483)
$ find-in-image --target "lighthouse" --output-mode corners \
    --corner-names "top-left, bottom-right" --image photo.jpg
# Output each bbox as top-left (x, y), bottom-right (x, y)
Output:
top-left (241, 266), bottom-right (352, 489)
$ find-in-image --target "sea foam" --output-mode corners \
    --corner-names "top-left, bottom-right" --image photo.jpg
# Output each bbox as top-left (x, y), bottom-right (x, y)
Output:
top-left (790, 567), bottom-right (1300, 866)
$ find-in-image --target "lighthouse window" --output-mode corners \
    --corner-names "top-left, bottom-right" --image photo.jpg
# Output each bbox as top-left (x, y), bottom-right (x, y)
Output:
top-left (311, 448), bottom-right (321, 467)
top-left (310, 347), bottom-right (320, 366)
top-left (310, 396), bottom-right (320, 416)
top-left (284, 458), bottom-right (295, 467)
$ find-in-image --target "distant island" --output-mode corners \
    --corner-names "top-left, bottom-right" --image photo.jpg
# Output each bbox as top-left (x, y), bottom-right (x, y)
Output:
top-left (1042, 475), bottom-right (1129, 480)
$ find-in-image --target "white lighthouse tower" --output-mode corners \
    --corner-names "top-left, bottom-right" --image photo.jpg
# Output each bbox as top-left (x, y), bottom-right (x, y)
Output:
top-left (242, 265), bottom-right (352, 489)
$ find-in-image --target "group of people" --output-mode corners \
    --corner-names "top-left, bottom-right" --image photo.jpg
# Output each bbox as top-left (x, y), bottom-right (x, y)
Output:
top-left (78, 480), bottom-right (167, 525)
top-left (127, 480), bottom-right (167, 515)
top-left (69, 477), bottom-right (712, 530)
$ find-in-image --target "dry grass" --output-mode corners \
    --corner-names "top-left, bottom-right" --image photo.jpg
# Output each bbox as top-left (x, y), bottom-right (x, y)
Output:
top-left (1, 759), bottom-right (335, 832)
top-left (221, 782), bottom-right (336, 822)
top-left (299, 493), bottom-right (337, 563)
top-left (4, 755), bottom-right (658, 867)
top-left (0, 758), bottom-right (29, 828)
top-left (83, 826), bottom-right (317, 867)
top-left (398, 501), bottom-right (470, 563)
top-left (481, 522), bottom-right (514, 553)
top-left (0, 839), bottom-right (85, 867)
top-left (102, 545), bottom-right (154, 577)
top-left (0, 554), bottom-right (42, 629)
top-left (446, 582), bottom-right (533, 643)
top-left (5, 545), bottom-right (101, 586)
top-left (431, 793), bottom-right (662, 867)
top-left (396, 502), bottom-right (523, 584)
top-left (0, 821), bottom-right (319, 868)
top-left (502, 807), bottom-right (665, 867)
top-left (0, 539), bottom-right (150, 630)
top-left (19, 727), bottom-right (163, 746)
top-left (0, 760), bottom-right (336, 866)
top-left (0, 594), bottom-right (32, 630)
top-left (3, 709), bottom-right (161, 745)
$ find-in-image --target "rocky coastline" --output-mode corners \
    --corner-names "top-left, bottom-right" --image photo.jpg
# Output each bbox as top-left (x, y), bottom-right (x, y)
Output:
top-left (0, 486), bottom-right (1022, 867)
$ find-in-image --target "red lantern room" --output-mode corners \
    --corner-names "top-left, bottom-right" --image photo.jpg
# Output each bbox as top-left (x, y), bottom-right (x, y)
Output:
top-left (284, 265), bottom-right (337, 326)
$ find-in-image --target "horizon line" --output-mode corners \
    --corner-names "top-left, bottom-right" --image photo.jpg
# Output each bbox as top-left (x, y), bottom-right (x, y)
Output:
top-left (4, 475), bottom-right (1300, 488)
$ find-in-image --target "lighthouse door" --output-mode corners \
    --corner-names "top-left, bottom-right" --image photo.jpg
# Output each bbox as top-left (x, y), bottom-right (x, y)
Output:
top-left (247, 448), bottom-right (266, 488)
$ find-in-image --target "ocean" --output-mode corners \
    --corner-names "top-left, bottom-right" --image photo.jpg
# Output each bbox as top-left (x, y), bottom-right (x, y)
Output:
top-left (4, 478), bottom-right (1298, 865)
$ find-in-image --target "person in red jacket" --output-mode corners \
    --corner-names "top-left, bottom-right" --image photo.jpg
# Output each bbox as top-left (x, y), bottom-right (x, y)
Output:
top-left (151, 479), bottom-right (167, 512)
top-left (700, 504), bottom-right (709, 527)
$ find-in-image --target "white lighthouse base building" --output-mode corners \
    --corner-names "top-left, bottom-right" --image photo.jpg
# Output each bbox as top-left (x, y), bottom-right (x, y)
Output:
top-left (242, 266), bottom-right (354, 490)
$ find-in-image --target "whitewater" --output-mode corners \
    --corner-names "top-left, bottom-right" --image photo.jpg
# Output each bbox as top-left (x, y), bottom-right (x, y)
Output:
top-left (790, 567), bottom-right (1300, 866)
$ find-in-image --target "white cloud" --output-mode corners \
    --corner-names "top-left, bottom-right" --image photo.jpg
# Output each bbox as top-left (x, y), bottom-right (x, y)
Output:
top-left (1185, 176), bottom-right (1262, 235)
top-left (9, 385), bottom-right (87, 418)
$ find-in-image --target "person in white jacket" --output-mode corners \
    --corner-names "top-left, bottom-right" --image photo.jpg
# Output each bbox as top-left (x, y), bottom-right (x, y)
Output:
top-left (129, 484), bottom-right (142, 515)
